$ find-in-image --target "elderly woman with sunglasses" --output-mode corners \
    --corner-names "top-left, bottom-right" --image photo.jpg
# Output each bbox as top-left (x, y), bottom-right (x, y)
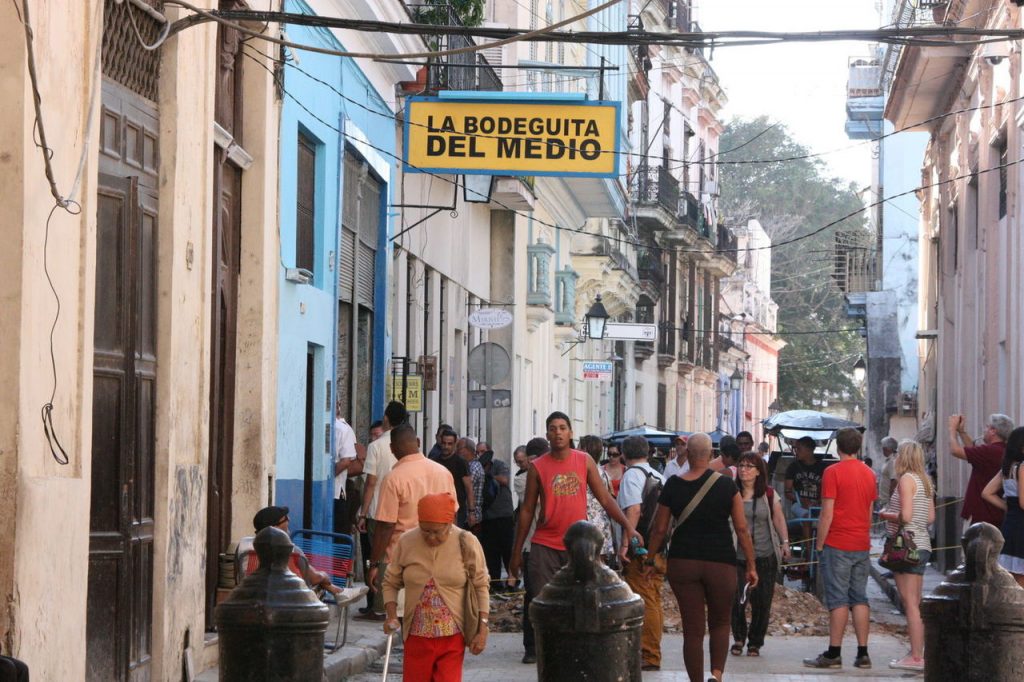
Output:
top-left (730, 453), bottom-right (790, 658)
top-left (382, 493), bottom-right (490, 681)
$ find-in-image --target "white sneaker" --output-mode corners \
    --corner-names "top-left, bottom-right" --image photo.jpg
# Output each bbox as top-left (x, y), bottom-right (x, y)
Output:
top-left (888, 655), bottom-right (924, 671)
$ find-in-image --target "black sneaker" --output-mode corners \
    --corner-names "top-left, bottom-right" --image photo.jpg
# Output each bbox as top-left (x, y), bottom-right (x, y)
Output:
top-left (521, 652), bottom-right (537, 664)
top-left (854, 653), bottom-right (872, 669)
top-left (803, 652), bottom-right (842, 669)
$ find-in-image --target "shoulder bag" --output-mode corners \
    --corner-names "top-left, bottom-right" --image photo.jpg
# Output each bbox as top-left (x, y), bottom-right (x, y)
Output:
top-left (457, 529), bottom-right (481, 646)
top-left (879, 524), bottom-right (921, 571)
top-left (667, 471), bottom-right (722, 549)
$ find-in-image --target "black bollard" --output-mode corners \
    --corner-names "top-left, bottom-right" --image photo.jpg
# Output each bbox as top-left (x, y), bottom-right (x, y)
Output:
top-left (530, 521), bottom-right (645, 682)
top-left (216, 526), bottom-right (330, 682)
top-left (921, 522), bottom-right (1024, 681)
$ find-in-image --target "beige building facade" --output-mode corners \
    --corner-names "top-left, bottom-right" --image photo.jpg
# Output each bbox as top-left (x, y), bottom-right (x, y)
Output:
top-left (886, 0), bottom-right (1024, 562)
top-left (0, 1), bottom-right (280, 679)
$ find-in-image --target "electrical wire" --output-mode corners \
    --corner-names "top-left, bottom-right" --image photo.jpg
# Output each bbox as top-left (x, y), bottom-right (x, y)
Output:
top-left (244, 48), bottom-right (1024, 260)
top-left (122, 0), bottom-right (171, 51)
top-left (165, 0), bottom-right (625, 61)
top-left (168, 5), bottom-right (1024, 50)
top-left (241, 41), bottom-right (1024, 186)
top-left (13, 0), bottom-right (101, 465)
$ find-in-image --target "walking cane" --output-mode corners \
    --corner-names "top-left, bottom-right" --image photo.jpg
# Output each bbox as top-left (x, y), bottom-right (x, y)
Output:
top-left (381, 628), bottom-right (395, 679)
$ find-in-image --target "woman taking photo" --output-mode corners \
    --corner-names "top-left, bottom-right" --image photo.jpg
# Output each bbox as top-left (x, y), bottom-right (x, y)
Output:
top-left (982, 426), bottom-right (1024, 588)
top-left (731, 453), bottom-right (790, 657)
top-left (382, 493), bottom-right (490, 681)
top-left (879, 440), bottom-right (935, 672)
top-left (644, 433), bottom-right (758, 682)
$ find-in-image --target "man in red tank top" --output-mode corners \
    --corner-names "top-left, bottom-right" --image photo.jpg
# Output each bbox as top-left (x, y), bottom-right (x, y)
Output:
top-left (509, 412), bottom-right (641, 659)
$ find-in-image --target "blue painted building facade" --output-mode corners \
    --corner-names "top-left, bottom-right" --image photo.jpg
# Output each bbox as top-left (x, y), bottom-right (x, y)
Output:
top-left (275, 0), bottom-right (393, 531)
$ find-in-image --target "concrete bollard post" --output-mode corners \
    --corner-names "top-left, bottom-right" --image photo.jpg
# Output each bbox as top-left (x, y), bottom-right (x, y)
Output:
top-left (921, 522), bottom-right (1024, 681)
top-left (530, 521), bottom-right (645, 681)
top-left (215, 526), bottom-right (330, 681)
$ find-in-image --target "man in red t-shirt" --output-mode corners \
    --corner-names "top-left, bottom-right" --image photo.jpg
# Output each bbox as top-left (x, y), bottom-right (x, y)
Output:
top-left (948, 413), bottom-right (1015, 529)
top-left (804, 428), bottom-right (877, 671)
top-left (508, 411), bottom-right (641, 663)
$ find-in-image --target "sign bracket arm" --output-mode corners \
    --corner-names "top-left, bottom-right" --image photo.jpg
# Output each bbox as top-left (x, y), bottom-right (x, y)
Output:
top-left (389, 177), bottom-right (459, 243)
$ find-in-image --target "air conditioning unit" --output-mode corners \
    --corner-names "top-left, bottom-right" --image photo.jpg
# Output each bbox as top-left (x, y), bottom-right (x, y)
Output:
top-left (705, 180), bottom-right (719, 197)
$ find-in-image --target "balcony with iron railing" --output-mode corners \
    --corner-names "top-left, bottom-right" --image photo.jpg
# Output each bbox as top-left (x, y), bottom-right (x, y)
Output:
top-left (716, 223), bottom-right (737, 264)
top-left (678, 190), bottom-right (700, 231)
top-left (631, 165), bottom-right (680, 230)
top-left (404, 3), bottom-right (501, 92)
top-left (845, 56), bottom-right (883, 139)
top-left (636, 248), bottom-right (664, 291)
top-left (657, 321), bottom-right (676, 368)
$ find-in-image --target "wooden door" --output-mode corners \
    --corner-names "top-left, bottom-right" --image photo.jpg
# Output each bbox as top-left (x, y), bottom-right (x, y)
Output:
top-left (205, 3), bottom-right (246, 625)
top-left (205, 154), bottom-right (241, 625)
top-left (88, 169), bottom-right (157, 682)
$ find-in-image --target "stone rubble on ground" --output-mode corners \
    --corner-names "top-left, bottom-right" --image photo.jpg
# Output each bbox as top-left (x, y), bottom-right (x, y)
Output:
top-left (490, 582), bottom-right (906, 638)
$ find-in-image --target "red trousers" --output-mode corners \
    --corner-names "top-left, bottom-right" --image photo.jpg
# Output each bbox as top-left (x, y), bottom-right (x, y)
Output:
top-left (403, 633), bottom-right (465, 682)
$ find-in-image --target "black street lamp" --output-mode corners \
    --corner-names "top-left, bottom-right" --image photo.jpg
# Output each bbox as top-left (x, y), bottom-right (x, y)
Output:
top-left (585, 295), bottom-right (609, 341)
top-left (730, 366), bottom-right (744, 391)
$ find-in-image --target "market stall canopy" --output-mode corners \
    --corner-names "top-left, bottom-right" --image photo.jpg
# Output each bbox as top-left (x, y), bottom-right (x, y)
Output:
top-left (602, 425), bottom-right (679, 448)
top-left (762, 409), bottom-right (864, 435)
top-left (705, 428), bottom-right (731, 447)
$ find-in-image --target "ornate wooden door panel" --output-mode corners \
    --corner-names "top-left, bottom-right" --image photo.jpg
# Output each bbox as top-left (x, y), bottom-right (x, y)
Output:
top-left (87, 78), bottom-right (158, 682)
top-left (205, 0), bottom-right (245, 626)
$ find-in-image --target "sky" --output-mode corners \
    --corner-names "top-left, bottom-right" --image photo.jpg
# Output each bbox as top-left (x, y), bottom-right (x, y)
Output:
top-left (699, 0), bottom-right (881, 189)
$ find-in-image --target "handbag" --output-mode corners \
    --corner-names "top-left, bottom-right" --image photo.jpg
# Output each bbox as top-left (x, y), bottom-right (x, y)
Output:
top-left (879, 524), bottom-right (921, 571)
top-left (457, 529), bottom-right (481, 647)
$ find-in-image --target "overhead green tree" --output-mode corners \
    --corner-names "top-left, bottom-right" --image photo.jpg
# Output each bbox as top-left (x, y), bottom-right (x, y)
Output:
top-left (717, 116), bottom-right (867, 411)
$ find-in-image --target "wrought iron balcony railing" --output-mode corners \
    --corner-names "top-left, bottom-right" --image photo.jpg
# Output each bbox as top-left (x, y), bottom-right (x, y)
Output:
top-left (404, 3), bottom-right (502, 92)
top-left (631, 165), bottom-right (679, 217)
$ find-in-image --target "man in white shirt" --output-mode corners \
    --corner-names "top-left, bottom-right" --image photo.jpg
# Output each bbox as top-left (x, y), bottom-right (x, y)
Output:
top-left (333, 408), bottom-right (358, 536)
top-left (618, 435), bottom-right (666, 671)
top-left (663, 434), bottom-right (690, 479)
top-left (355, 400), bottom-right (408, 619)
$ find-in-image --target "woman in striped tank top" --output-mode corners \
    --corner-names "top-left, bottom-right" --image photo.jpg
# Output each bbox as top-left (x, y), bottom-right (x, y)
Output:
top-left (879, 440), bottom-right (935, 671)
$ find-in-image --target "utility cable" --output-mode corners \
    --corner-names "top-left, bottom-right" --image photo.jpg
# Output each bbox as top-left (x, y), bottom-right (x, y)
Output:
top-left (165, 0), bottom-right (625, 61)
top-left (12, 0), bottom-right (102, 465)
top-left (241, 42), bottom-right (1024, 173)
top-left (244, 49), bottom-right (1024, 258)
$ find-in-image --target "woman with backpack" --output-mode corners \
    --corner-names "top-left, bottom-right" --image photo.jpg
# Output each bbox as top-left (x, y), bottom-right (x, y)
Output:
top-left (730, 453), bottom-right (790, 657)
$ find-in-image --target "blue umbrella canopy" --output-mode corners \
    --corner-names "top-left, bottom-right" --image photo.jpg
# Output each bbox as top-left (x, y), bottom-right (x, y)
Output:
top-left (762, 409), bottom-right (864, 435)
top-left (602, 425), bottom-right (679, 448)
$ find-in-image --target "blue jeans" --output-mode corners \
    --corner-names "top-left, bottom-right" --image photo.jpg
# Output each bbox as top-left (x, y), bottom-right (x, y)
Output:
top-left (821, 545), bottom-right (870, 611)
top-left (894, 549), bottom-right (931, 576)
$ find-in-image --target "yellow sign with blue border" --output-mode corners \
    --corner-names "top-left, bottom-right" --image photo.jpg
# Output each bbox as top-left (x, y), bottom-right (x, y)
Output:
top-left (404, 96), bottom-right (620, 178)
